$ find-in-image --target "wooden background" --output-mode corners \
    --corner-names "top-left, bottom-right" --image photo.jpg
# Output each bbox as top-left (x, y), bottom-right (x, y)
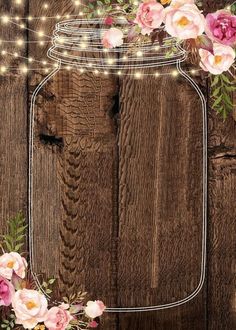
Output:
top-left (0, 0), bottom-right (236, 329)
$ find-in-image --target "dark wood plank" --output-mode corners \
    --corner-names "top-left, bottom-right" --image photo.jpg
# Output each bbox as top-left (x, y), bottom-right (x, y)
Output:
top-left (205, 1), bottom-right (236, 329)
top-left (117, 65), bottom-right (207, 328)
top-left (28, 2), bottom-right (119, 328)
top-left (0, 2), bottom-right (27, 235)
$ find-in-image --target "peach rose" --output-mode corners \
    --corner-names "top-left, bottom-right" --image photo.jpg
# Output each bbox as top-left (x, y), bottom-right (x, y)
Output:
top-left (12, 289), bottom-right (48, 329)
top-left (0, 252), bottom-right (27, 280)
top-left (44, 306), bottom-right (73, 330)
top-left (199, 43), bottom-right (235, 75)
top-left (165, 4), bottom-right (205, 39)
top-left (84, 300), bottom-right (106, 319)
top-left (102, 28), bottom-right (124, 48)
top-left (134, 1), bottom-right (165, 35)
top-left (170, 0), bottom-right (195, 8)
top-left (0, 276), bottom-right (15, 306)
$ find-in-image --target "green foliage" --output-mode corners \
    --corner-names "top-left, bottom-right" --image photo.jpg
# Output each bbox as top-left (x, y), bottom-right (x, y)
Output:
top-left (63, 291), bottom-right (88, 305)
top-left (0, 212), bottom-right (27, 253)
top-left (211, 74), bottom-right (236, 120)
top-left (40, 277), bottom-right (56, 295)
top-left (0, 314), bottom-right (15, 330)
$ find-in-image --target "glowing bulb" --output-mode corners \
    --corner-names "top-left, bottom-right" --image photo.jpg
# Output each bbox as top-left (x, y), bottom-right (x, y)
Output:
top-left (191, 69), bottom-right (196, 75)
top-left (0, 66), bottom-right (7, 73)
top-left (15, 16), bottom-right (20, 21)
top-left (37, 30), bottom-right (44, 37)
top-left (39, 41), bottom-right (45, 46)
top-left (58, 37), bottom-right (64, 44)
top-left (66, 15), bottom-right (70, 19)
top-left (135, 72), bottom-right (142, 79)
top-left (74, 0), bottom-right (80, 6)
top-left (79, 68), bottom-right (84, 73)
top-left (155, 72), bottom-right (160, 77)
top-left (28, 16), bottom-right (33, 21)
top-left (136, 50), bottom-right (143, 57)
top-left (117, 71), bottom-right (122, 76)
top-left (66, 65), bottom-right (71, 70)
top-left (56, 15), bottom-right (61, 20)
top-left (80, 43), bottom-right (87, 49)
top-left (15, 0), bottom-right (22, 4)
top-left (104, 71), bottom-right (109, 75)
top-left (1, 50), bottom-right (6, 55)
top-left (16, 39), bottom-right (24, 47)
top-left (43, 3), bottom-right (49, 9)
top-left (79, 11), bottom-right (84, 16)
top-left (94, 69), bottom-right (99, 75)
top-left (1, 16), bottom-right (9, 24)
top-left (63, 51), bottom-right (68, 55)
top-left (42, 60), bottom-right (47, 65)
top-left (107, 58), bottom-right (114, 65)
top-left (44, 68), bottom-right (49, 73)
top-left (13, 52), bottom-right (19, 58)
top-left (28, 57), bottom-right (33, 63)
top-left (88, 62), bottom-right (93, 67)
top-left (172, 70), bottom-right (178, 77)
top-left (41, 16), bottom-right (46, 21)
top-left (123, 55), bottom-right (127, 61)
top-left (154, 46), bottom-right (160, 51)
top-left (20, 65), bottom-right (28, 74)
top-left (20, 23), bottom-right (25, 29)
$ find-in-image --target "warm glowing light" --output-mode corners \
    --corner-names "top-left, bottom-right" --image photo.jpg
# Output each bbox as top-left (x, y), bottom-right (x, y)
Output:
top-left (79, 68), bottom-right (85, 73)
top-left (28, 57), bottom-right (33, 63)
top-left (74, 0), bottom-right (80, 6)
top-left (20, 65), bottom-right (28, 74)
top-left (15, 0), bottom-right (22, 4)
top-left (1, 16), bottom-right (9, 24)
top-left (1, 50), bottom-right (6, 55)
top-left (107, 58), bottom-right (114, 65)
top-left (37, 30), bottom-right (44, 37)
top-left (56, 15), bottom-right (61, 20)
top-left (15, 16), bottom-right (20, 21)
top-left (117, 71), bottom-right (122, 76)
top-left (13, 52), bottom-right (19, 58)
top-left (43, 3), bottom-right (49, 9)
top-left (28, 16), bottom-right (33, 21)
top-left (104, 71), bottom-right (109, 75)
top-left (94, 69), bottom-right (99, 75)
top-left (0, 65), bottom-right (7, 73)
top-left (16, 39), bottom-right (24, 47)
top-left (135, 72), bottom-right (142, 79)
top-left (191, 69), bottom-right (196, 75)
top-left (39, 41), bottom-right (45, 46)
top-left (42, 60), bottom-right (47, 65)
top-left (136, 51), bottom-right (143, 57)
top-left (155, 72), bottom-right (160, 77)
top-left (172, 70), bottom-right (179, 77)
top-left (41, 16), bottom-right (46, 21)
top-left (20, 23), bottom-right (25, 29)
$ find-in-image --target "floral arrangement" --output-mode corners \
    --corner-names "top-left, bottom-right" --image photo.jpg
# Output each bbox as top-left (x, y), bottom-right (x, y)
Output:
top-left (0, 213), bottom-right (105, 330)
top-left (83, 0), bottom-right (236, 119)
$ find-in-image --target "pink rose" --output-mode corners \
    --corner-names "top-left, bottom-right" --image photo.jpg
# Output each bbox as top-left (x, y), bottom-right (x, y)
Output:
top-left (199, 43), bottom-right (235, 75)
top-left (88, 320), bottom-right (99, 328)
top-left (0, 252), bottom-right (27, 280)
top-left (44, 306), bottom-right (73, 330)
top-left (134, 1), bottom-right (165, 35)
top-left (102, 28), bottom-right (124, 48)
top-left (165, 4), bottom-right (205, 39)
top-left (84, 300), bottom-right (106, 319)
top-left (104, 16), bottom-right (114, 26)
top-left (0, 276), bottom-right (15, 306)
top-left (205, 10), bottom-right (236, 46)
top-left (12, 289), bottom-right (48, 329)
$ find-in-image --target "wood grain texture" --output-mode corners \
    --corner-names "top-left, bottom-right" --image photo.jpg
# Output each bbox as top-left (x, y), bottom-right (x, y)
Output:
top-left (28, 2), bottom-right (118, 329)
top-left (117, 66), bottom-right (206, 328)
top-left (206, 1), bottom-right (236, 329)
top-left (0, 0), bottom-right (235, 329)
top-left (0, 3), bottom-right (27, 236)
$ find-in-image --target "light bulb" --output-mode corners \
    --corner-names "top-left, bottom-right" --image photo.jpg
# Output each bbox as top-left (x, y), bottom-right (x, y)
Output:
top-left (172, 70), bottom-right (178, 77)
top-left (16, 39), bottom-right (24, 47)
top-left (135, 72), bottom-right (142, 79)
top-left (1, 16), bottom-right (9, 24)
top-left (0, 66), bottom-right (7, 73)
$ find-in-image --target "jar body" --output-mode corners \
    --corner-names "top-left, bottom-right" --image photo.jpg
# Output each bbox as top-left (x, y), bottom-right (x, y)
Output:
top-left (29, 61), bottom-right (206, 310)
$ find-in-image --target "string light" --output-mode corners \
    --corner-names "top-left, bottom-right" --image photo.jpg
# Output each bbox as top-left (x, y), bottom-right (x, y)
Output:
top-left (0, 65), bottom-right (7, 73)
top-left (1, 16), bottom-right (9, 24)
top-left (172, 70), bottom-right (179, 77)
top-left (135, 72), bottom-right (142, 79)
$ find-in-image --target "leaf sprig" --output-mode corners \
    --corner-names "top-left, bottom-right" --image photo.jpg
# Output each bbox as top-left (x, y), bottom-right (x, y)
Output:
top-left (211, 73), bottom-right (236, 120)
top-left (0, 212), bottom-right (27, 254)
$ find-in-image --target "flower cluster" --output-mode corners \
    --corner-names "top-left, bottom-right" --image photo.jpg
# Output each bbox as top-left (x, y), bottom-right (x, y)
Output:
top-left (0, 214), bottom-right (105, 330)
top-left (99, 0), bottom-right (235, 76)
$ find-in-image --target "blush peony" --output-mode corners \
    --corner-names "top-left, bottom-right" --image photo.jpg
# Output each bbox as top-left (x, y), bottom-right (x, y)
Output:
top-left (12, 289), bottom-right (48, 329)
top-left (134, 1), bottom-right (165, 35)
top-left (0, 252), bottom-right (27, 280)
top-left (205, 10), bottom-right (236, 46)
top-left (0, 276), bottom-right (15, 306)
top-left (102, 28), bottom-right (124, 48)
top-left (199, 43), bottom-right (235, 75)
top-left (84, 300), bottom-right (106, 319)
top-left (44, 306), bottom-right (73, 330)
top-left (165, 4), bottom-right (205, 39)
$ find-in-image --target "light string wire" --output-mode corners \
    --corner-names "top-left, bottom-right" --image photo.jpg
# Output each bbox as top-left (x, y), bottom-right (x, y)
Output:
top-left (28, 24), bottom-right (208, 312)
